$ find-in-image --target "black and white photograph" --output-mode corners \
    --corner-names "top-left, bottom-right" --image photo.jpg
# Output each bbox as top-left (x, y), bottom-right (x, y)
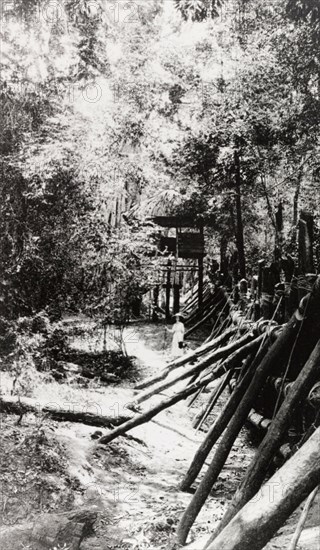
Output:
top-left (0, 0), bottom-right (320, 548)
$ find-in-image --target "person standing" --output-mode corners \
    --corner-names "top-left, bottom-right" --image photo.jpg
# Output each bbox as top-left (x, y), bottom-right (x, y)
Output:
top-left (166, 313), bottom-right (185, 358)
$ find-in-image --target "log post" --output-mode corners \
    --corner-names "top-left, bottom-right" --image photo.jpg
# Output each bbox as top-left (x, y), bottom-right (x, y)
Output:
top-left (173, 281), bottom-right (180, 314)
top-left (210, 337), bottom-right (320, 538)
top-left (179, 340), bottom-right (271, 492)
top-left (202, 427), bottom-right (320, 550)
top-left (166, 259), bottom-right (172, 321)
top-left (135, 332), bottom-right (256, 405)
top-left (134, 326), bottom-right (238, 391)
top-left (152, 285), bottom-right (160, 322)
top-left (198, 245), bottom-right (204, 311)
top-left (176, 282), bottom-right (320, 546)
top-left (99, 337), bottom-right (263, 445)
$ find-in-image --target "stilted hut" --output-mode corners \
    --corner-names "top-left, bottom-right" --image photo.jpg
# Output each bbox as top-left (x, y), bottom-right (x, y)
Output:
top-left (126, 189), bottom-right (207, 320)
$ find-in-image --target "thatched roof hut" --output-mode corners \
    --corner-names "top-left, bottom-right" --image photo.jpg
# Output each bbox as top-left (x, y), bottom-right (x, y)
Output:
top-left (126, 189), bottom-right (199, 228)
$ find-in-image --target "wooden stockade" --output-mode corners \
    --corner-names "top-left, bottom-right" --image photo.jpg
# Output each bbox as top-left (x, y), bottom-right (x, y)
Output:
top-left (96, 211), bottom-right (320, 549)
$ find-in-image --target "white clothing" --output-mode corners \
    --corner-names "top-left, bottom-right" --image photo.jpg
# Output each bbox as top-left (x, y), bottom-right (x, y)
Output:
top-left (169, 321), bottom-right (185, 357)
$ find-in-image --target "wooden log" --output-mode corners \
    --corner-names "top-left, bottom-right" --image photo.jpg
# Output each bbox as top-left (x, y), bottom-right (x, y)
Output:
top-left (213, 337), bottom-right (320, 538)
top-left (184, 293), bottom-right (220, 330)
top-left (175, 293), bottom-right (314, 546)
top-left (99, 338), bottom-right (263, 446)
top-left (266, 526), bottom-right (320, 550)
top-left (202, 427), bottom-right (320, 550)
top-left (134, 326), bottom-right (238, 391)
top-left (0, 507), bottom-right (97, 550)
top-left (166, 260), bottom-right (171, 321)
top-left (179, 339), bottom-right (269, 492)
top-left (288, 486), bottom-right (319, 550)
top-left (247, 409), bottom-right (271, 431)
top-left (192, 369), bottom-right (233, 430)
top-left (185, 298), bottom-right (225, 339)
top-left (198, 231), bottom-right (204, 308)
top-left (98, 370), bottom-right (221, 445)
top-left (185, 290), bottom-right (220, 327)
top-left (0, 395), bottom-right (130, 428)
top-left (134, 332), bottom-right (256, 405)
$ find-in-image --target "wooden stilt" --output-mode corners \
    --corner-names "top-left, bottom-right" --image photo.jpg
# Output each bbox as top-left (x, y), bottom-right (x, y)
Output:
top-left (166, 259), bottom-right (172, 321)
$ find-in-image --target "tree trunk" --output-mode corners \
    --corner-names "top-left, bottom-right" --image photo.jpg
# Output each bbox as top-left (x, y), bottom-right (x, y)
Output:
top-left (234, 149), bottom-right (246, 279)
top-left (202, 427), bottom-right (320, 550)
top-left (298, 210), bottom-right (314, 274)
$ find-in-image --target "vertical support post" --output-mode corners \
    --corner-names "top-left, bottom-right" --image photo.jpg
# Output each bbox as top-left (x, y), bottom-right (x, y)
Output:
top-left (173, 226), bottom-right (180, 314)
top-left (173, 283), bottom-right (180, 314)
top-left (166, 260), bottom-right (171, 321)
top-left (198, 226), bottom-right (204, 310)
top-left (152, 285), bottom-right (159, 322)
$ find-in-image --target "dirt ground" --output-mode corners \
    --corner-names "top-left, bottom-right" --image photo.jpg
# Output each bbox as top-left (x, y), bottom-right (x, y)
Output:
top-left (0, 322), bottom-right (319, 549)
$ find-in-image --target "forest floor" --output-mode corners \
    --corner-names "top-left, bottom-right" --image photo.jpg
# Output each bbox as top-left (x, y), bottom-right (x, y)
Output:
top-left (0, 322), bottom-right (319, 549)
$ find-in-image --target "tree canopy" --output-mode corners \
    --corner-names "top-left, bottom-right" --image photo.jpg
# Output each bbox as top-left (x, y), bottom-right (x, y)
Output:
top-left (1, 0), bottom-right (319, 318)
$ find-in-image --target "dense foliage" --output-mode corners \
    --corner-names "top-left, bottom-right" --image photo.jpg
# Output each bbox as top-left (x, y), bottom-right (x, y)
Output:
top-left (0, 0), bottom-right (319, 320)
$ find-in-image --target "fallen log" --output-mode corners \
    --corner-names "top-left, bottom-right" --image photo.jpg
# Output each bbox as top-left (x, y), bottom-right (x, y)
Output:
top-left (55, 361), bottom-right (121, 384)
top-left (134, 326), bottom-right (238, 391)
top-left (200, 427), bottom-right (320, 550)
top-left (0, 507), bottom-right (97, 550)
top-left (135, 332), bottom-right (256, 405)
top-left (212, 337), bottom-right (320, 538)
top-left (176, 294), bottom-right (313, 546)
top-left (0, 395), bottom-right (131, 428)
